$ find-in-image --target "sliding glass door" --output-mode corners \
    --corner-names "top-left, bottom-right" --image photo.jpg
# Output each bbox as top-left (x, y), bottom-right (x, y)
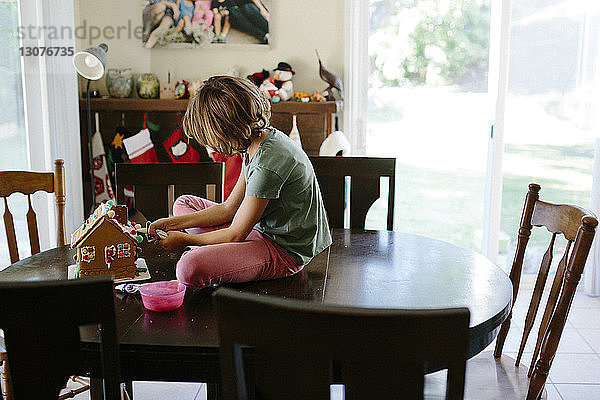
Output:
top-left (498, 1), bottom-right (599, 269)
top-left (366, 0), bottom-right (492, 252)
top-left (365, 0), bottom-right (600, 271)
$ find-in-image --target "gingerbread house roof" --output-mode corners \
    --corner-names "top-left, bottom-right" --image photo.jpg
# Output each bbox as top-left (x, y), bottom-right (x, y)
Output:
top-left (71, 216), bottom-right (137, 249)
top-left (71, 203), bottom-right (139, 248)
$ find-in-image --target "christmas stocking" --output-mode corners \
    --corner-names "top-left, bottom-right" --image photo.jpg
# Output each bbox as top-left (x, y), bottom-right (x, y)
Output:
top-left (162, 125), bottom-right (201, 162)
top-left (123, 127), bottom-right (158, 163)
top-left (91, 113), bottom-right (115, 205)
top-left (211, 152), bottom-right (242, 200)
top-left (108, 125), bottom-right (134, 209)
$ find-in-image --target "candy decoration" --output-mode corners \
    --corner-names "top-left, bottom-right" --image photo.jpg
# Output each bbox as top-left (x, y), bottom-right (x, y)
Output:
top-left (117, 243), bottom-right (131, 258)
top-left (136, 235), bottom-right (143, 243)
top-left (105, 245), bottom-right (116, 267)
top-left (81, 246), bottom-right (95, 262)
top-left (107, 210), bottom-right (116, 218)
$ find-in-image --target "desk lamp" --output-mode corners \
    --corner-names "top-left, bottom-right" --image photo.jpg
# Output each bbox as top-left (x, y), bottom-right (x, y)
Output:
top-left (73, 43), bottom-right (108, 210)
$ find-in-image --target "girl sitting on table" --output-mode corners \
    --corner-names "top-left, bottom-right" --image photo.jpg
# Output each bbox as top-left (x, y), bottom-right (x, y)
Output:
top-left (149, 76), bottom-right (332, 289)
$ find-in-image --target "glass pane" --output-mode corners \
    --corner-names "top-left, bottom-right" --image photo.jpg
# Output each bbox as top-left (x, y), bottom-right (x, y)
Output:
top-left (367, 0), bottom-right (491, 251)
top-left (0, 0), bottom-right (29, 268)
top-left (499, 1), bottom-right (598, 271)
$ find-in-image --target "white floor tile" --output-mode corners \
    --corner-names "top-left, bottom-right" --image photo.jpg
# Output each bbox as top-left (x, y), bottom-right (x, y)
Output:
top-left (566, 308), bottom-right (600, 329)
top-left (571, 292), bottom-right (600, 309)
top-left (556, 329), bottom-right (594, 353)
top-left (545, 384), bottom-right (563, 400)
top-left (548, 354), bottom-right (600, 384)
top-left (578, 329), bottom-right (600, 354)
top-left (554, 384), bottom-right (600, 400)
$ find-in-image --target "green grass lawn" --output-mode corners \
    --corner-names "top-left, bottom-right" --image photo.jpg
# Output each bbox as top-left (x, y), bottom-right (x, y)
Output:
top-left (364, 87), bottom-right (594, 267)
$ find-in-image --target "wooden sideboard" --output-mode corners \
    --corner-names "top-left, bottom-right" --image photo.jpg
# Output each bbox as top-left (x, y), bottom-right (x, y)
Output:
top-left (79, 98), bottom-right (342, 211)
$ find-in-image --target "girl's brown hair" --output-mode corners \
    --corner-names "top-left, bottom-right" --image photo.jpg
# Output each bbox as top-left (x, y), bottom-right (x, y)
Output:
top-left (182, 75), bottom-right (271, 157)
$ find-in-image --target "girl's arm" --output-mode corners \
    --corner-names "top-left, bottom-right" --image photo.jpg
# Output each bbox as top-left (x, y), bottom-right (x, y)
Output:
top-left (149, 172), bottom-right (246, 235)
top-left (160, 194), bottom-right (268, 251)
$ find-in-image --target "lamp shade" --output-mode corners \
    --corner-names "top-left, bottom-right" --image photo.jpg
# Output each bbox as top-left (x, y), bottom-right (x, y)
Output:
top-left (73, 43), bottom-right (108, 80)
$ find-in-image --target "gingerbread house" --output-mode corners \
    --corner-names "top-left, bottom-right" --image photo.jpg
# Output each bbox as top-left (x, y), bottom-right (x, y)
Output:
top-left (71, 201), bottom-right (143, 279)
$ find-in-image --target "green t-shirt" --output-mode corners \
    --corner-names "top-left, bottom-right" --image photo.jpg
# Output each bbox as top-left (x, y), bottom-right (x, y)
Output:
top-left (242, 128), bottom-right (332, 265)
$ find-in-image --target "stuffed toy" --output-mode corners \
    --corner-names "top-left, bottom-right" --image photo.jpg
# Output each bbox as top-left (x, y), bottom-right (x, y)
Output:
top-left (246, 69), bottom-right (270, 87)
top-left (273, 62), bottom-right (295, 101)
top-left (311, 90), bottom-right (326, 102)
top-left (259, 78), bottom-right (281, 103)
top-left (294, 92), bottom-right (310, 102)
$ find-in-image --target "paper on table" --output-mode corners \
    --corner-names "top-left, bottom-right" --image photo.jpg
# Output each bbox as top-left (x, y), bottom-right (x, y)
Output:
top-left (68, 258), bottom-right (151, 284)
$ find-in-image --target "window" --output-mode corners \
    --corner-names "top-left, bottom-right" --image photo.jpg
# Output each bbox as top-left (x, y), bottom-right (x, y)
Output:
top-left (0, 0), bottom-right (29, 268)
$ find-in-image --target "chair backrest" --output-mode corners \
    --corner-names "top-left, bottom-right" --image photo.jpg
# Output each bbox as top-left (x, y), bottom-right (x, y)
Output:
top-left (215, 287), bottom-right (470, 400)
top-left (0, 276), bottom-right (122, 400)
top-left (0, 159), bottom-right (66, 263)
top-left (309, 156), bottom-right (396, 230)
top-left (115, 162), bottom-right (224, 222)
top-left (493, 183), bottom-right (597, 399)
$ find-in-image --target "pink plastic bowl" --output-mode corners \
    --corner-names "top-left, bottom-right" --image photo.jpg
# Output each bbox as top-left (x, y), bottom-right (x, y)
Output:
top-left (140, 281), bottom-right (186, 312)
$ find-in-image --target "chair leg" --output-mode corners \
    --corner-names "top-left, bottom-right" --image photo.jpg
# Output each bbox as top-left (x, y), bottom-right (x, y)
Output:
top-left (1, 359), bottom-right (11, 400)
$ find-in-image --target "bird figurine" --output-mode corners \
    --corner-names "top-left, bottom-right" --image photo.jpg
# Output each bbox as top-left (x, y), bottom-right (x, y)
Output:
top-left (315, 49), bottom-right (344, 101)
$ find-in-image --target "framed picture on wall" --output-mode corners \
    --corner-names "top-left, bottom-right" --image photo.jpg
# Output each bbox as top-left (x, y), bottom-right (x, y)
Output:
top-left (142, 0), bottom-right (270, 48)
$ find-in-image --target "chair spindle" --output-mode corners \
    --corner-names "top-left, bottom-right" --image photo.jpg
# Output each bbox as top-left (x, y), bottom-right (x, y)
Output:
top-left (494, 183), bottom-right (540, 358)
top-left (26, 195), bottom-right (41, 256)
top-left (516, 233), bottom-right (556, 365)
top-left (528, 239), bottom-right (571, 377)
top-left (3, 197), bottom-right (18, 264)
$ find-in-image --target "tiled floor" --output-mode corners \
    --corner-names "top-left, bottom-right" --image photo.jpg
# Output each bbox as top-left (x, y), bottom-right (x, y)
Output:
top-left (498, 286), bottom-right (600, 400)
top-left (62, 287), bottom-right (600, 400)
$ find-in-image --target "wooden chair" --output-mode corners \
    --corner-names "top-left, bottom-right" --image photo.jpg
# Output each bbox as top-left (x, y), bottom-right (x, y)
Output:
top-left (115, 162), bottom-right (224, 222)
top-left (0, 159), bottom-right (66, 264)
top-left (0, 276), bottom-right (123, 400)
top-left (0, 159), bottom-right (67, 400)
top-left (429, 183), bottom-right (597, 400)
top-left (214, 287), bottom-right (470, 400)
top-left (309, 156), bottom-right (395, 230)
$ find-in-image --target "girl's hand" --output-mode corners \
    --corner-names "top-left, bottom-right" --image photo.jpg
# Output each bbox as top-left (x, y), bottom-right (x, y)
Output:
top-left (149, 218), bottom-right (174, 238)
top-left (158, 231), bottom-right (190, 252)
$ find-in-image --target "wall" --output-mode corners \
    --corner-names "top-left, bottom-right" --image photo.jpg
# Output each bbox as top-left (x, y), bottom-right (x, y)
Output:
top-left (74, 0), bottom-right (345, 96)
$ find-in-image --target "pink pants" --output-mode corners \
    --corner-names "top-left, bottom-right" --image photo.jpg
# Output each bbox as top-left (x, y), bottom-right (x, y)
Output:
top-left (192, 1), bottom-right (213, 29)
top-left (173, 195), bottom-right (303, 288)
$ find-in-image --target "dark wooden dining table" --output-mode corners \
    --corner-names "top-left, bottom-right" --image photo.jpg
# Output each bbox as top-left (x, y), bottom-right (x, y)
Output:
top-left (0, 229), bottom-right (512, 399)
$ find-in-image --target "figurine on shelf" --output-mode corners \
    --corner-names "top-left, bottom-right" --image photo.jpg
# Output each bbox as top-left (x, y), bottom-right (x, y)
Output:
top-left (311, 90), bottom-right (326, 102)
top-left (175, 80), bottom-right (189, 99)
top-left (273, 62), bottom-right (294, 101)
top-left (160, 71), bottom-right (175, 99)
top-left (106, 68), bottom-right (133, 98)
top-left (294, 92), bottom-right (310, 102)
top-left (246, 69), bottom-right (270, 87)
top-left (316, 49), bottom-right (344, 101)
top-left (137, 73), bottom-right (160, 99)
top-left (259, 78), bottom-right (281, 103)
